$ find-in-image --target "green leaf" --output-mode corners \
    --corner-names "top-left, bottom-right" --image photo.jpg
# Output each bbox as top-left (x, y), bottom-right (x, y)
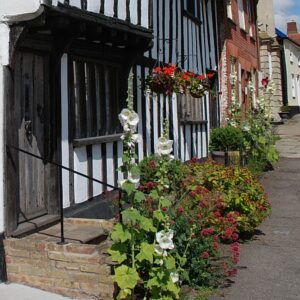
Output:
top-left (165, 256), bottom-right (176, 270)
top-left (114, 265), bottom-right (140, 290)
top-left (147, 276), bottom-right (160, 288)
top-left (134, 191), bottom-right (145, 203)
top-left (122, 181), bottom-right (136, 195)
top-left (108, 243), bottom-right (127, 264)
top-left (136, 242), bottom-right (154, 263)
top-left (140, 216), bottom-right (156, 232)
top-left (122, 208), bottom-right (141, 223)
top-left (166, 279), bottom-right (180, 297)
top-left (153, 210), bottom-right (165, 222)
top-left (150, 190), bottom-right (159, 200)
top-left (117, 288), bottom-right (131, 300)
top-left (160, 197), bottom-right (172, 208)
top-left (111, 223), bottom-right (131, 243)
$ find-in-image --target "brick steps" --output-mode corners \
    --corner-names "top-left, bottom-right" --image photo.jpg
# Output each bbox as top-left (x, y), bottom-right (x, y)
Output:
top-left (4, 218), bottom-right (116, 300)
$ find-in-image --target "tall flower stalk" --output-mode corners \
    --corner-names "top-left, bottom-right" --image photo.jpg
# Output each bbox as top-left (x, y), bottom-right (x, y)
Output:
top-left (109, 74), bottom-right (181, 300)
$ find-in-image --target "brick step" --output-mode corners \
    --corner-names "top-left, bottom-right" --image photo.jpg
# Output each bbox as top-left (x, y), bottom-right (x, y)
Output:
top-left (4, 218), bottom-right (115, 300)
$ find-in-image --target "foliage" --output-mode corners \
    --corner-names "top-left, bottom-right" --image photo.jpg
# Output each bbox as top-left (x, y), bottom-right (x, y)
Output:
top-left (180, 160), bottom-right (271, 233)
top-left (146, 64), bottom-right (214, 97)
top-left (209, 126), bottom-right (245, 152)
top-left (280, 105), bottom-right (290, 112)
top-left (139, 154), bottom-right (182, 193)
top-left (226, 74), bottom-right (279, 173)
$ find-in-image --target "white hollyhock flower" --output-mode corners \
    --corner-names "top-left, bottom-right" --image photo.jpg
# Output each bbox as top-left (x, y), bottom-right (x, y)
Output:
top-left (128, 172), bottom-right (140, 187)
top-left (170, 272), bottom-right (179, 283)
top-left (156, 230), bottom-right (174, 250)
top-left (154, 244), bottom-right (168, 257)
top-left (128, 112), bottom-right (139, 132)
top-left (118, 179), bottom-right (127, 187)
top-left (119, 108), bottom-right (132, 125)
top-left (156, 139), bottom-right (173, 156)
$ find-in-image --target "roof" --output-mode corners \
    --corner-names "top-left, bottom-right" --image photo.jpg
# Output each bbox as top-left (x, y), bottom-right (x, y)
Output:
top-left (276, 27), bottom-right (300, 47)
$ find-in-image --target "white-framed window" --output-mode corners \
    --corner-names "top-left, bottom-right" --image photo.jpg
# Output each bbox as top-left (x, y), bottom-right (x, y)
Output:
top-left (268, 52), bottom-right (273, 79)
top-left (247, 0), bottom-right (253, 36)
top-left (292, 74), bottom-right (296, 98)
top-left (227, 0), bottom-right (233, 20)
top-left (290, 50), bottom-right (294, 63)
top-left (237, 0), bottom-right (245, 30)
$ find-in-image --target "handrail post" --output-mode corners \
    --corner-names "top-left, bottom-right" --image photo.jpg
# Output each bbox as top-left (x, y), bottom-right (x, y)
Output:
top-left (58, 168), bottom-right (66, 245)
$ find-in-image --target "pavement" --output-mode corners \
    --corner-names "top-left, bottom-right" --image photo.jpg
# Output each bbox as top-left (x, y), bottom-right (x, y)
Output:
top-left (211, 114), bottom-right (300, 300)
top-left (0, 283), bottom-right (71, 299)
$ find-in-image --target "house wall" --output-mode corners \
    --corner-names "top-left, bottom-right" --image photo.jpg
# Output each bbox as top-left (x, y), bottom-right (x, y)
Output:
top-left (61, 0), bottom-right (219, 209)
top-left (284, 39), bottom-right (300, 109)
top-left (218, 0), bottom-right (259, 122)
top-left (0, 0), bottom-right (150, 28)
top-left (257, 0), bottom-right (283, 121)
top-left (0, 24), bottom-right (10, 234)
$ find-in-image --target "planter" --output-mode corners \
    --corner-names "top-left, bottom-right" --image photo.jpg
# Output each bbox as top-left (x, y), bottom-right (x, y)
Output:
top-left (211, 151), bottom-right (246, 166)
top-left (278, 111), bottom-right (290, 123)
top-left (190, 90), bottom-right (205, 98)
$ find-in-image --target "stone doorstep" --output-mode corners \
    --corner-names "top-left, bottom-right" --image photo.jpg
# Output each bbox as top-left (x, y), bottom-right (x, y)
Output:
top-left (4, 218), bottom-right (116, 300)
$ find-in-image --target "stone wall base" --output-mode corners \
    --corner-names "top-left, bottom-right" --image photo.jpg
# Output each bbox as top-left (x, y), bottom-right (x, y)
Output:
top-left (4, 219), bottom-right (115, 300)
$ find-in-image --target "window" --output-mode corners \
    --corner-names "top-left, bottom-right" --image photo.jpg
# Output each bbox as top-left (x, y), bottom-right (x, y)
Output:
top-left (183, 0), bottom-right (199, 19)
top-left (71, 57), bottom-right (124, 139)
top-left (227, 0), bottom-right (233, 20)
top-left (290, 50), bottom-right (294, 63)
top-left (268, 52), bottom-right (273, 79)
top-left (247, 0), bottom-right (253, 36)
top-left (237, 0), bottom-right (245, 30)
top-left (292, 74), bottom-right (296, 98)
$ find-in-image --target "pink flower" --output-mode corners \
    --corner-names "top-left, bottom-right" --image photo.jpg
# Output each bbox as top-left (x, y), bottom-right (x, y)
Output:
top-left (202, 251), bottom-right (209, 259)
top-left (177, 206), bottom-right (184, 214)
top-left (201, 228), bottom-right (215, 236)
top-left (261, 76), bottom-right (269, 88)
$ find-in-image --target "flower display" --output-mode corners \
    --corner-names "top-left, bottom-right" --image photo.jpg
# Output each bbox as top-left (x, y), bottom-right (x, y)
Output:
top-left (170, 272), bottom-right (179, 283)
top-left (146, 64), bottom-right (214, 97)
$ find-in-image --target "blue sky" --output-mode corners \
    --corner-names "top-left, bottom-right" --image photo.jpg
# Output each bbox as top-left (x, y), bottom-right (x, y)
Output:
top-left (274, 0), bottom-right (300, 33)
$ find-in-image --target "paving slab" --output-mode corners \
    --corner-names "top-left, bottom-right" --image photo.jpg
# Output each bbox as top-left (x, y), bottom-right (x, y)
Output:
top-left (0, 283), bottom-right (71, 300)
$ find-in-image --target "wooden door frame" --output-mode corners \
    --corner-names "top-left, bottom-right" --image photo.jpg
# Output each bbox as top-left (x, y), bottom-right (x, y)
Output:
top-left (5, 32), bottom-right (62, 236)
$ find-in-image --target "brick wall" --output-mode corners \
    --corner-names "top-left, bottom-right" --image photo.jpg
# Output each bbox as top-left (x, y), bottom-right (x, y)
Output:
top-left (4, 220), bottom-right (115, 300)
top-left (218, 0), bottom-right (260, 122)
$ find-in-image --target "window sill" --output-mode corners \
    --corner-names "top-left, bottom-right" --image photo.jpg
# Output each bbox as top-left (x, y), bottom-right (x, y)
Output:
top-left (73, 133), bottom-right (123, 147)
top-left (227, 17), bottom-right (237, 26)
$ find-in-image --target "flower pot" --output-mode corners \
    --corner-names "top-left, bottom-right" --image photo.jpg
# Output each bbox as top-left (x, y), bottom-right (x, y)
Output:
top-left (190, 90), bottom-right (205, 98)
top-left (149, 81), bottom-right (168, 94)
top-left (278, 111), bottom-right (290, 123)
top-left (211, 151), bottom-right (245, 166)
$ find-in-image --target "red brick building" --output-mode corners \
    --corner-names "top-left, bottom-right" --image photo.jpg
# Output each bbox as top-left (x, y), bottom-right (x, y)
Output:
top-left (217, 0), bottom-right (260, 123)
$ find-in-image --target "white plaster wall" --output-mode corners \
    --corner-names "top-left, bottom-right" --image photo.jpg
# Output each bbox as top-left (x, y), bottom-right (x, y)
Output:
top-left (284, 39), bottom-right (300, 107)
top-left (0, 0), bottom-right (40, 21)
top-left (0, 24), bottom-right (9, 233)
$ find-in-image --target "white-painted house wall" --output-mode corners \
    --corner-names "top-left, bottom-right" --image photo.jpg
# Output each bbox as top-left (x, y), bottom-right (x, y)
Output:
top-left (0, 0), bottom-right (149, 27)
top-left (0, 24), bottom-right (10, 233)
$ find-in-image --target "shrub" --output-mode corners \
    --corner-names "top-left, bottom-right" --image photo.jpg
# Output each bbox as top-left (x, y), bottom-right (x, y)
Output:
top-left (209, 126), bottom-right (244, 152)
top-left (139, 154), bottom-right (182, 193)
top-left (180, 160), bottom-right (271, 233)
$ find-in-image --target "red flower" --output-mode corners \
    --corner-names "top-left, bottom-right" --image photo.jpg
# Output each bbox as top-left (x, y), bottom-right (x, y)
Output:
top-left (232, 233), bottom-right (239, 241)
top-left (201, 228), bottom-right (215, 236)
top-left (207, 73), bottom-right (214, 79)
top-left (225, 227), bottom-right (234, 239)
top-left (146, 181), bottom-right (156, 189)
top-left (181, 73), bottom-right (189, 81)
top-left (170, 220), bottom-right (175, 225)
top-left (197, 75), bottom-right (205, 80)
top-left (187, 71), bottom-right (195, 77)
top-left (196, 213), bottom-right (203, 219)
top-left (177, 206), bottom-right (184, 214)
top-left (202, 251), bottom-right (209, 259)
top-left (189, 191), bottom-right (197, 198)
top-left (213, 241), bottom-right (219, 249)
top-left (162, 207), bottom-right (168, 212)
top-left (148, 160), bottom-right (157, 170)
top-left (214, 211), bottom-right (222, 218)
top-left (153, 66), bottom-right (162, 73)
top-left (261, 76), bottom-right (269, 88)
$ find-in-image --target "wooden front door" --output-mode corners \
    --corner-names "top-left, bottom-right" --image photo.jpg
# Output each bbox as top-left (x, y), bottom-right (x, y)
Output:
top-left (16, 51), bottom-right (52, 223)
